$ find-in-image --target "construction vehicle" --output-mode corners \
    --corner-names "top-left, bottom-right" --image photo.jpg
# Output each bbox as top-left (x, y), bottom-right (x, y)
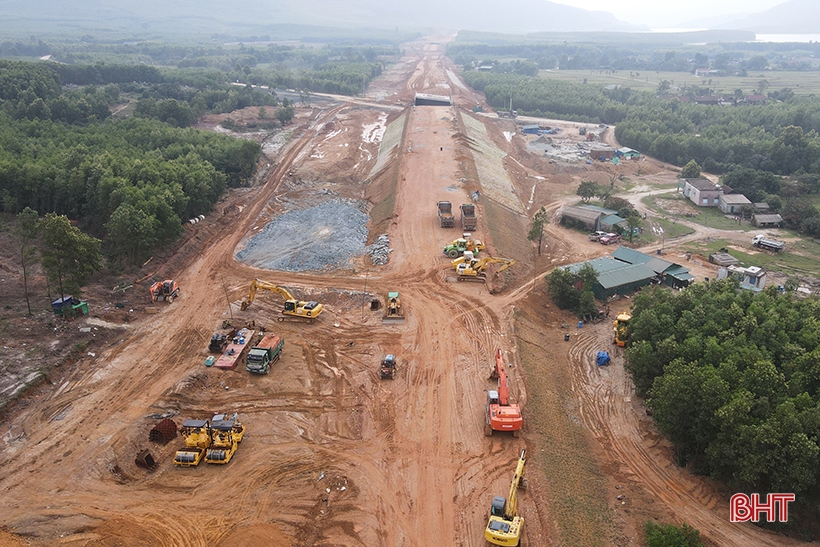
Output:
top-left (485, 349), bottom-right (523, 436)
top-left (205, 413), bottom-right (244, 464)
top-left (149, 279), bottom-right (180, 303)
top-left (443, 234), bottom-right (485, 258)
top-left (383, 292), bottom-right (405, 323)
top-left (246, 333), bottom-right (284, 374)
top-left (438, 201), bottom-right (455, 228)
top-left (380, 354), bottom-right (397, 380)
top-left (453, 256), bottom-right (515, 283)
top-left (460, 203), bottom-right (477, 230)
top-left (213, 328), bottom-right (255, 369)
top-left (485, 449), bottom-right (527, 546)
top-left (174, 419), bottom-right (212, 467)
top-left (752, 234), bottom-right (785, 252)
top-left (613, 312), bottom-right (631, 347)
top-left (240, 279), bottom-right (323, 322)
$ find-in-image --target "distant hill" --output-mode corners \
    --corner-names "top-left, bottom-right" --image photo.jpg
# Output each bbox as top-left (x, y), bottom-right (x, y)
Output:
top-left (686, 0), bottom-right (820, 34)
top-left (0, 0), bottom-right (645, 38)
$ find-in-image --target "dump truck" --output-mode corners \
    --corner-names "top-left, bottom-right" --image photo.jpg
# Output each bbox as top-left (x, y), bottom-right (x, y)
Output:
top-left (752, 234), bottom-right (785, 252)
top-left (438, 201), bottom-right (455, 228)
top-left (460, 203), bottom-right (477, 231)
top-left (246, 334), bottom-right (284, 374)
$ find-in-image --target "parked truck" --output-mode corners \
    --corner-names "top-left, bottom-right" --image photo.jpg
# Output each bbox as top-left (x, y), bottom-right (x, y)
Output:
top-left (460, 203), bottom-right (477, 231)
top-left (246, 334), bottom-right (285, 374)
top-left (438, 201), bottom-right (454, 228)
top-left (752, 234), bottom-right (785, 252)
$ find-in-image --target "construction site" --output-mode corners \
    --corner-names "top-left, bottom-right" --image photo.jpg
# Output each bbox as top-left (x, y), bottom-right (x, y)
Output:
top-left (0, 36), bottom-right (813, 547)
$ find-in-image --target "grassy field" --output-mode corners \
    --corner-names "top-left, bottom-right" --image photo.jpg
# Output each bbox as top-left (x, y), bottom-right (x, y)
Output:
top-left (683, 237), bottom-right (820, 278)
top-left (539, 69), bottom-right (820, 96)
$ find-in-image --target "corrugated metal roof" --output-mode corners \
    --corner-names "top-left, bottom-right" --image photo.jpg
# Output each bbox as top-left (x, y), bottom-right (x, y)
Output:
top-left (580, 205), bottom-right (617, 214)
top-left (666, 266), bottom-right (695, 281)
top-left (598, 264), bottom-right (657, 289)
top-left (565, 256), bottom-right (627, 275)
top-left (754, 214), bottom-right (783, 223)
top-left (611, 246), bottom-right (675, 273)
top-left (600, 214), bottom-right (626, 225)
top-left (562, 206), bottom-right (603, 222)
top-left (720, 195), bottom-right (750, 205)
top-left (683, 178), bottom-right (719, 191)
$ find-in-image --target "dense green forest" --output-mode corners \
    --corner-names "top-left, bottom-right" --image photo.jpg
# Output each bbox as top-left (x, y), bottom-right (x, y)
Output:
top-left (625, 279), bottom-right (820, 529)
top-left (449, 33), bottom-right (820, 72)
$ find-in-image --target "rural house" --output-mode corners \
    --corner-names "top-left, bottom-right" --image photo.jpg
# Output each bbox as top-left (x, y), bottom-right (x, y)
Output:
top-left (718, 194), bottom-right (751, 215)
top-left (752, 214), bottom-right (783, 228)
top-left (680, 178), bottom-right (722, 207)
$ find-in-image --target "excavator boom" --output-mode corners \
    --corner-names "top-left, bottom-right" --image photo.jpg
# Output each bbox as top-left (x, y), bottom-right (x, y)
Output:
top-left (240, 279), bottom-right (323, 321)
top-left (485, 449), bottom-right (527, 546)
top-left (455, 257), bottom-right (515, 282)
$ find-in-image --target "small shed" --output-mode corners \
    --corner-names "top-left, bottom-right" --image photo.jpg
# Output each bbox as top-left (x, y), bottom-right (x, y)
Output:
top-left (710, 252), bottom-right (739, 266)
top-left (718, 194), bottom-right (752, 214)
top-left (753, 202), bottom-right (770, 214)
top-left (599, 214), bottom-right (627, 232)
top-left (522, 124), bottom-right (540, 135)
top-left (753, 214), bottom-right (783, 228)
top-left (728, 265), bottom-right (767, 291)
top-left (617, 147), bottom-right (641, 159)
top-left (590, 147), bottom-right (616, 161)
top-left (561, 206), bottom-right (604, 230)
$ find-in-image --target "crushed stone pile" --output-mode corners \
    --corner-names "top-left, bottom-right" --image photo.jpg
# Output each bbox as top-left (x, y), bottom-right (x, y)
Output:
top-left (367, 234), bottom-right (392, 265)
top-left (236, 199), bottom-right (371, 272)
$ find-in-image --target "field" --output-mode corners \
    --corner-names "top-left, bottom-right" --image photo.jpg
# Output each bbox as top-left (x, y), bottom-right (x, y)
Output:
top-left (539, 69), bottom-right (820, 96)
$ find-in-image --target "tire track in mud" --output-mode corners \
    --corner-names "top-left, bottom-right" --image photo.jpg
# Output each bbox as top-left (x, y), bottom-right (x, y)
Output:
top-left (566, 328), bottom-right (807, 547)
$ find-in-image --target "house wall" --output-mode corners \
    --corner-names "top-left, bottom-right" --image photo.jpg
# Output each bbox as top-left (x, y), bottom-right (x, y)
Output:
top-left (687, 185), bottom-right (721, 207)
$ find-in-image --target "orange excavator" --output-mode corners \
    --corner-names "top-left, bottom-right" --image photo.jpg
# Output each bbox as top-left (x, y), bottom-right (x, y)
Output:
top-left (485, 349), bottom-right (523, 436)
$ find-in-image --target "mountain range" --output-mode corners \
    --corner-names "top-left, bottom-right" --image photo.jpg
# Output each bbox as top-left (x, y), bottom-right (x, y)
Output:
top-left (0, 0), bottom-right (813, 38)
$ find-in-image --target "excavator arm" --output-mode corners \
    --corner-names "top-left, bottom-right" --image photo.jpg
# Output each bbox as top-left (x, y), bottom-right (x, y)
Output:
top-left (495, 349), bottom-right (510, 406)
top-left (506, 448), bottom-right (526, 519)
top-left (241, 279), bottom-right (297, 311)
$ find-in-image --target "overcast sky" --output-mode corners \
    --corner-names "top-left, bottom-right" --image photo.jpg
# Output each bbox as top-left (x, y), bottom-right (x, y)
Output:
top-left (551, 0), bottom-right (787, 27)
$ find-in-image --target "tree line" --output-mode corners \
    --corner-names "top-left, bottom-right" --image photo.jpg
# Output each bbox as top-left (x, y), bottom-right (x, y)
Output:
top-left (625, 279), bottom-right (820, 530)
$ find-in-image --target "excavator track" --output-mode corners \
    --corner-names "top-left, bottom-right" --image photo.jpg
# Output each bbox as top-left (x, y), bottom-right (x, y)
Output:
top-left (457, 274), bottom-right (487, 283)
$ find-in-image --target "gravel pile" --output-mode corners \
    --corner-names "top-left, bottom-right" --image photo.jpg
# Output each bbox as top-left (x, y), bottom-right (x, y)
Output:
top-left (367, 234), bottom-right (392, 265)
top-left (236, 200), bottom-right (370, 272)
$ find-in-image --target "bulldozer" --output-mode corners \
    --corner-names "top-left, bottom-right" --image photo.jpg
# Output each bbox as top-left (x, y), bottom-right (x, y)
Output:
top-left (173, 419), bottom-right (212, 467)
top-left (382, 291), bottom-right (405, 323)
top-left (485, 448), bottom-right (527, 546)
top-left (613, 312), bottom-right (632, 347)
top-left (149, 279), bottom-right (180, 303)
top-left (240, 279), bottom-right (323, 322)
top-left (451, 254), bottom-right (515, 283)
top-left (205, 413), bottom-right (244, 464)
top-left (380, 354), bottom-right (397, 379)
top-left (442, 233), bottom-right (485, 258)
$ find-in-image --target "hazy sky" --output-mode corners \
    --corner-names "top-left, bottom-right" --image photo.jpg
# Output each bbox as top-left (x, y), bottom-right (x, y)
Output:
top-left (552, 0), bottom-right (787, 27)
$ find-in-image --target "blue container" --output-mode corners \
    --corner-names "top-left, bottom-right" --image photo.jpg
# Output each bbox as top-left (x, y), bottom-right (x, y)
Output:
top-left (577, 321), bottom-right (583, 329)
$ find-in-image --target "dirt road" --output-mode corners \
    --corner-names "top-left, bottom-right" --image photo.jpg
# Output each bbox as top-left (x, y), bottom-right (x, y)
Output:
top-left (0, 35), bottom-right (812, 547)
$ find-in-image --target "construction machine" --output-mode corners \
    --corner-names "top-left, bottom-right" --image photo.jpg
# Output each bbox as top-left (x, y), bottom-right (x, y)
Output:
top-left (453, 256), bottom-right (515, 283)
top-left (174, 419), bottom-right (212, 467)
top-left (485, 449), bottom-right (527, 546)
top-left (443, 234), bottom-right (485, 258)
top-left (613, 312), bottom-right (632, 347)
top-left (380, 354), bottom-right (397, 379)
top-left (240, 279), bottom-right (323, 322)
top-left (383, 292), bottom-right (405, 323)
top-left (205, 413), bottom-right (244, 464)
top-left (485, 349), bottom-right (523, 436)
top-left (149, 279), bottom-right (180, 303)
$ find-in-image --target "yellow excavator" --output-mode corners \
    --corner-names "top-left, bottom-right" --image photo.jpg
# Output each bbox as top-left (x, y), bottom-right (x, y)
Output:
top-left (174, 419), bottom-right (212, 467)
top-left (240, 279), bottom-right (324, 322)
top-left (451, 254), bottom-right (515, 283)
top-left (485, 448), bottom-right (527, 546)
